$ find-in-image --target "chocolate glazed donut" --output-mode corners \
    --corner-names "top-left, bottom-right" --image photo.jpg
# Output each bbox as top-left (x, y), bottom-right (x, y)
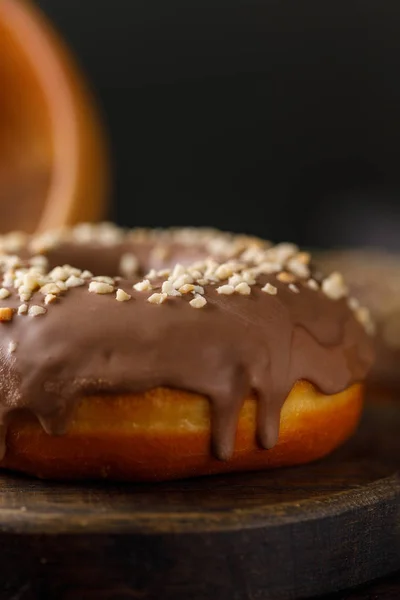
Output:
top-left (0, 224), bottom-right (374, 481)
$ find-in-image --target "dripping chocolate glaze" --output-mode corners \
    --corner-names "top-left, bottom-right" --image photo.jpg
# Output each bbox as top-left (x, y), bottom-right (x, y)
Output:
top-left (0, 259), bottom-right (373, 460)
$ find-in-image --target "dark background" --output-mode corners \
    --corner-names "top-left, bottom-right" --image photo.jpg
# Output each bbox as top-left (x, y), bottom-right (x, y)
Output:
top-left (37, 0), bottom-right (400, 249)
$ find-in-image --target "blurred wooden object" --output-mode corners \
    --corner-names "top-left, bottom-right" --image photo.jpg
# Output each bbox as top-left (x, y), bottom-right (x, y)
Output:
top-left (0, 0), bottom-right (108, 233)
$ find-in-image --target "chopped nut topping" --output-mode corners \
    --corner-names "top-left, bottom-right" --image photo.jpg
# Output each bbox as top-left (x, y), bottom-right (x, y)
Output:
top-left (30, 255), bottom-right (48, 269)
top-left (45, 293), bottom-right (57, 305)
top-left (119, 253), bottom-right (139, 277)
top-left (0, 227), bottom-right (368, 336)
top-left (8, 341), bottom-right (17, 353)
top-left (18, 304), bottom-right (28, 315)
top-left (65, 275), bottom-right (85, 288)
top-left (321, 272), bottom-right (348, 300)
top-left (307, 279), bottom-right (319, 290)
top-left (215, 264), bottom-right (233, 280)
top-left (287, 257), bottom-right (310, 279)
top-left (92, 276), bottom-right (115, 285)
top-left (355, 306), bottom-right (375, 335)
top-left (161, 281), bottom-right (181, 297)
top-left (172, 274), bottom-right (193, 290)
top-left (216, 285), bottom-right (235, 295)
top-left (0, 307), bottom-right (13, 321)
top-left (145, 269), bottom-right (158, 280)
top-left (22, 273), bottom-right (40, 290)
top-left (151, 246), bottom-right (169, 262)
top-left (262, 283), bottom-right (278, 295)
top-left (40, 283), bottom-right (63, 296)
top-left (88, 281), bottom-right (114, 294)
top-left (28, 305), bottom-right (46, 317)
top-left (189, 294), bottom-right (207, 308)
top-left (193, 285), bottom-right (205, 295)
top-left (49, 266), bottom-right (69, 281)
top-left (157, 268), bottom-right (171, 277)
top-left (81, 270), bottom-right (93, 279)
top-left (179, 284), bottom-right (195, 294)
top-left (18, 286), bottom-right (32, 302)
top-left (133, 279), bottom-right (152, 292)
top-left (235, 282), bottom-right (251, 295)
top-left (271, 242), bottom-right (298, 263)
top-left (255, 262), bottom-right (282, 275)
top-left (0, 288), bottom-right (10, 299)
top-left (148, 292), bottom-right (167, 305)
top-left (116, 288), bottom-right (131, 302)
top-left (276, 271), bottom-right (296, 284)
top-left (297, 252), bottom-right (311, 265)
top-left (228, 274), bottom-right (243, 287)
top-left (241, 271), bottom-right (256, 285)
top-left (348, 297), bottom-right (360, 311)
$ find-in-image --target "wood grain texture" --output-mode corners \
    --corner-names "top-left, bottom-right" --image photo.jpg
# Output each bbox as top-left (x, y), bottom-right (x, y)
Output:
top-left (316, 571), bottom-right (400, 599)
top-left (0, 402), bottom-right (398, 600)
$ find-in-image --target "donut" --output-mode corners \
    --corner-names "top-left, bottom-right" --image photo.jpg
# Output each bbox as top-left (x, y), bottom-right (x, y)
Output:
top-left (0, 224), bottom-right (374, 481)
top-left (316, 248), bottom-right (400, 394)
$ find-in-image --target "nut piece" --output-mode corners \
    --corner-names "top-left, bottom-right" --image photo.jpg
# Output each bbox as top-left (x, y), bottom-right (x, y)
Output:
top-left (288, 283), bottom-right (300, 294)
top-left (189, 294), bottom-right (207, 308)
top-left (92, 276), bottom-right (115, 285)
top-left (133, 279), bottom-right (152, 292)
top-left (276, 271), bottom-right (296, 284)
top-left (171, 264), bottom-right (186, 279)
top-left (28, 305), bottom-right (46, 317)
top-left (216, 285), bottom-right (235, 295)
top-left (65, 276), bottom-right (85, 288)
top-left (355, 306), bottom-right (375, 336)
top-left (347, 297), bottom-right (360, 311)
top-left (40, 283), bottom-right (63, 296)
top-left (193, 285), bottom-right (205, 295)
top-left (172, 274), bottom-right (193, 290)
top-left (161, 281), bottom-right (181, 297)
top-left (0, 288), bottom-right (10, 299)
top-left (49, 266), bottom-right (69, 281)
top-left (88, 281), bottom-right (114, 294)
top-left (0, 307), bottom-right (13, 321)
top-left (120, 253), bottom-right (139, 277)
top-left (18, 304), bottom-right (28, 315)
top-left (179, 284), bottom-right (195, 294)
top-left (116, 289), bottom-right (131, 302)
top-left (147, 292), bottom-right (167, 305)
top-left (262, 283), bottom-right (277, 295)
top-left (145, 269), bottom-right (158, 280)
top-left (235, 282), bottom-right (251, 295)
top-left (215, 264), bottom-right (233, 280)
top-left (307, 279), bottom-right (319, 291)
top-left (321, 272), bottom-right (348, 300)
top-left (45, 294), bottom-right (58, 305)
top-left (228, 274), bottom-right (243, 287)
top-left (18, 286), bottom-right (32, 302)
top-left (287, 257), bottom-right (310, 279)
top-left (8, 341), bottom-right (17, 353)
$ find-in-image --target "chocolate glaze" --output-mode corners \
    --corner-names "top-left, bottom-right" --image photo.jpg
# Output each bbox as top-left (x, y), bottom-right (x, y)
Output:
top-left (45, 240), bottom-right (207, 276)
top-left (0, 252), bottom-right (374, 460)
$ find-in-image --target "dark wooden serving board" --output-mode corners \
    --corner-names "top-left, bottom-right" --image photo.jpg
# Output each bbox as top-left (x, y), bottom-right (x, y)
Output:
top-left (0, 400), bottom-right (398, 600)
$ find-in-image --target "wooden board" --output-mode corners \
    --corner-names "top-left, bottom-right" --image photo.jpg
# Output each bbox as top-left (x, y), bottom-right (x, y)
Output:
top-left (0, 401), bottom-right (398, 600)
